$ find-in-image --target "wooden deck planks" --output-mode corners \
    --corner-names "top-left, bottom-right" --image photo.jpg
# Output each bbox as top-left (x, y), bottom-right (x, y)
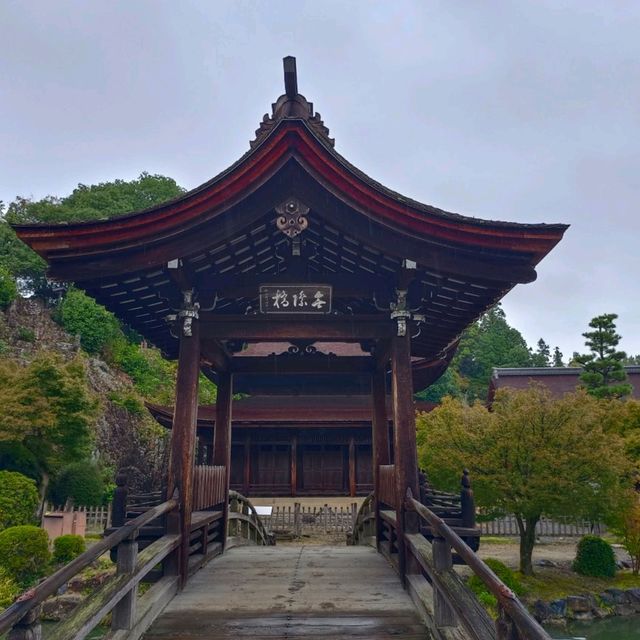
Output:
top-left (144, 545), bottom-right (431, 639)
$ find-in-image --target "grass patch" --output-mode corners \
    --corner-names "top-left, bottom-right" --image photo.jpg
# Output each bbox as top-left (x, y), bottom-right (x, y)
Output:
top-left (519, 567), bottom-right (640, 601)
top-left (481, 536), bottom-right (518, 545)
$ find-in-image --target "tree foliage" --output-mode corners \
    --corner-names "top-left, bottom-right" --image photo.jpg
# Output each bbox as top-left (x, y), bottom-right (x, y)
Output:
top-left (574, 313), bottom-right (632, 399)
top-left (49, 462), bottom-right (106, 507)
top-left (5, 173), bottom-right (184, 225)
top-left (59, 288), bottom-right (121, 354)
top-left (0, 471), bottom-right (39, 531)
top-left (1, 173), bottom-right (184, 293)
top-left (450, 305), bottom-right (533, 401)
top-left (416, 386), bottom-right (629, 574)
top-left (552, 346), bottom-right (564, 367)
top-left (0, 267), bottom-right (17, 309)
top-left (530, 338), bottom-right (551, 367)
top-left (573, 535), bottom-right (617, 578)
top-left (0, 353), bottom-right (96, 475)
top-left (0, 525), bottom-right (50, 587)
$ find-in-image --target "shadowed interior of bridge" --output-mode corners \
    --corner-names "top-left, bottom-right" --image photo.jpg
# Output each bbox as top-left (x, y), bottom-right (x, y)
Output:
top-left (143, 546), bottom-right (430, 639)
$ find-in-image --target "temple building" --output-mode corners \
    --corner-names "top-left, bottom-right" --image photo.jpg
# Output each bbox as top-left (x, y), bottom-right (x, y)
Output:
top-left (490, 365), bottom-right (640, 401)
top-left (13, 58), bottom-right (567, 565)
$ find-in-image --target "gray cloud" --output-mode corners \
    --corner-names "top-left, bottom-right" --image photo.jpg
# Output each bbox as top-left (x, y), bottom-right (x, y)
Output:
top-left (1, 0), bottom-right (638, 356)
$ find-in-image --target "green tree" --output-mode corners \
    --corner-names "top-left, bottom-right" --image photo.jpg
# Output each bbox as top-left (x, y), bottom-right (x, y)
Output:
top-left (5, 173), bottom-right (184, 225)
top-left (416, 386), bottom-right (628, 575)
top-left (0, 353), bottom-right (96, 503)
top-left (3, 173), bottom-right (184, 293)
top-left (452, 305), bottom-right (532, 401)
top-left (574, 313), bottom-right (632, 399)
top-left (415, 367), bottom-right (462, 402)
top-left (0, 472), bottom-right (39, 530)
top-left (49, 462), bottom-right (105, 507)
top-left (59, 288), bottom-right (121, 354)
top-left (0, 266), bottom-right (17, 309)
top-left (531, 338), bottom-right (551, 367)
top-left (552, 346), bottom-right (564, 367)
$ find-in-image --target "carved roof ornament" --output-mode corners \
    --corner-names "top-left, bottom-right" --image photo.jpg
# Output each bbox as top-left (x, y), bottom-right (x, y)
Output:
top-left (276, 197), bottom-right (309, 238)
top-left (251, 56), bottom-right (334, 149)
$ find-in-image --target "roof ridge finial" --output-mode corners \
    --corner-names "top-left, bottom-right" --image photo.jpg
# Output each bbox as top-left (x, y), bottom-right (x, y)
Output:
top-left (283, 56), bottom-right (298, 98)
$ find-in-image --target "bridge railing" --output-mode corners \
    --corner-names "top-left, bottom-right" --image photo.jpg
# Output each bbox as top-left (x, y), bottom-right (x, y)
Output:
top-left (0, 495), bottom-right (180, 640)
top-left (405, 488), bottom-right (551, 640)
top-left (192, 465), bottom-right (226, 511)
top-left (348, 492), bottom-right (375, 545)
top-left (227, 490), bottom-right (276, 548)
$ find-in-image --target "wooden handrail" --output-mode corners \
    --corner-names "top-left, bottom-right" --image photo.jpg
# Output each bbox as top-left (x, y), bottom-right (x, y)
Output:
top-left (406, 489), bottom-right (551, 640)
top-left (348, 492), bottom-right (375, 545)
top-left (227, 490), bottom-right (275, 547)
top-left (0, 496), bottom-right (178, 635)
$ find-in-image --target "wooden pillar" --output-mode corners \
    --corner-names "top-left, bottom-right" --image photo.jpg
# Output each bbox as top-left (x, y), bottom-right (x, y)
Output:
top-left (213, 371), bottom-right (233, 551)
top-left (391, 331), bottom-right (420, 584)
top-left (291, 434), bottom-right (298, 497)
top-left (348, 436), bottom-right (357, 497)
top-left (243, 433), bottom-right (251, 496)
top-left (166, 315), bottom-right (200, 588)
top-left (371, 368), bottom-right (390, 550)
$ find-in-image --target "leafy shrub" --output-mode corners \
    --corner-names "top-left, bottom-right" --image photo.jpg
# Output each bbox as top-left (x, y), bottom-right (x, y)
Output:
top-left (468, 558), bottom-right (524, 611)
top-left (0, 568), bottom-right (19, 608)
top-left (0, 471), bottom-right (39, 530)
top-left (53, 534), bottom-right (86, 564)
top-left (0, 526), bottom-right (50, 587)
top-left (59, 289), bottom-right (120, 354)
top-left (573, 535), bottom-right (616, 577)
top-left (49, 461), bottom-right (105, 507)
top-left (0, 267), bottom-right (17, 310)
top-left (16, 327), bottom-right (35, 342)
top-left (0, 443), bottom-right (41, 484)
top-left (108, 391), bottom-right (144, 416)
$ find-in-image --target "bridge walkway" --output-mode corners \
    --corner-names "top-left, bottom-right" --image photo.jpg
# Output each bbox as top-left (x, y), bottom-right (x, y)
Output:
top-left (143, 545), bottom-right (430, 639)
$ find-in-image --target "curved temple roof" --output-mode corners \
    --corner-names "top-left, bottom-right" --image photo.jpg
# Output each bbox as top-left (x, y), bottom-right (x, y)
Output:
top-left (12, 57), bottom-right (568, 392)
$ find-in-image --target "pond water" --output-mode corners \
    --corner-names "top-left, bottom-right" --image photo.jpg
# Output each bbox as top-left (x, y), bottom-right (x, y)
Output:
top-left (546, 615), bottom-right (640, 639)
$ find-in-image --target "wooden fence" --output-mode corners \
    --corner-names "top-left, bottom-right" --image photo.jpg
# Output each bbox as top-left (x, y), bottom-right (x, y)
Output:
top-left (43, 503), bottom-right (111, 534)
top-left (46, 501), bottom-right (603, 539)
top-left (480, 516), bottom-right (604, 537)
top-left (263, 503), bottom-right (358, 537)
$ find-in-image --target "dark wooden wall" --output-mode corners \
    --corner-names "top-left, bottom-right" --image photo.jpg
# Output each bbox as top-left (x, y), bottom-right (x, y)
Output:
top-left (205, 427), bottom-right (377, 497)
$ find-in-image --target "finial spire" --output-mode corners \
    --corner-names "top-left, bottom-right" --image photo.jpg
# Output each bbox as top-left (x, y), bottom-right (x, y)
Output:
top-left (283, 56), bottom-right (298, 98)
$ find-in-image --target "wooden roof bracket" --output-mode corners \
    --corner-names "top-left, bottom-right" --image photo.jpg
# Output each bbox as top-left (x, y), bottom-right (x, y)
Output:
top-left (390, 261), bottom-right (425, 337)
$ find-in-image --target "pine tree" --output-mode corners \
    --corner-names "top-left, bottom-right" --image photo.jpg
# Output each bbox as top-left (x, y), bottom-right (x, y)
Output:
top-left (574, 313), bottom-right (633, 399)
top-left (531, 338), bottom-right (551, 367)
top-left (552, 346), bottom-right (564, 367)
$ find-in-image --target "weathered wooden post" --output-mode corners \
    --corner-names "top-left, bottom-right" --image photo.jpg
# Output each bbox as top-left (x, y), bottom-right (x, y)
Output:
top-left (390, 329), bottom-right (420, 584)
top-left (111, 470), bottom-right (129, 529)
top-left (213, 371), bottom-right (233, 551)
top-left (8, 607), bottom-right (41, 640)
top-left (433, 536), bottom-right (457, 627)
top-left (112, 534), bottom-right (139, 631)
top-left (461, 469), bottom-right (476, 529)
top-left (371, 368), bottom-right (390, 551)
top-left (166, 291), bottom-right (201, 587)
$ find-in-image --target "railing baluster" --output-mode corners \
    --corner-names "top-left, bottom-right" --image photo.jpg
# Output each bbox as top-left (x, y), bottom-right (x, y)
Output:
top-left (432, 536), bottom-right (457, 627)
top-left (112, 535), bottom-right (138, 631)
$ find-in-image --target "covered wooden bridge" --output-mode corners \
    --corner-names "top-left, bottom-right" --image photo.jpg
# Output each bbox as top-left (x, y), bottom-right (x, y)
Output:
top-left (4, 57), bottom-right (567, 639)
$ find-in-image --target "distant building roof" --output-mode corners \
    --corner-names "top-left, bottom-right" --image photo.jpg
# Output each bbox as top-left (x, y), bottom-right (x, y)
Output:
top-left (489, 366), bottom-right (640, 401)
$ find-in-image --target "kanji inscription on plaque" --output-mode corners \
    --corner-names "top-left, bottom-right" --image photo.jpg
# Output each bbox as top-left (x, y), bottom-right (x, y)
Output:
top-left (259, 285), bottom-right (332, 314)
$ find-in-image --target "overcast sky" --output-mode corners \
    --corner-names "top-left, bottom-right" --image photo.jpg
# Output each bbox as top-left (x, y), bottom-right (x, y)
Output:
top-left (1, 1), bottom-right (639, 358)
